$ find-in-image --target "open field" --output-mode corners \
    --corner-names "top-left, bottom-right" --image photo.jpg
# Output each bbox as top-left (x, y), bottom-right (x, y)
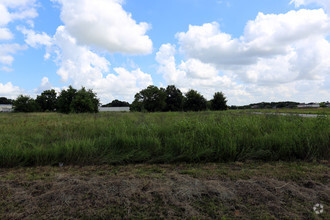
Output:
top-left (0, 111), bottom-right (329, 167)
top-left (237, 108), bottom-right (330, 115)
top-left (0, 162), bottom-right (329, 219)
top-left (0, 112), bottom-right (329, 219)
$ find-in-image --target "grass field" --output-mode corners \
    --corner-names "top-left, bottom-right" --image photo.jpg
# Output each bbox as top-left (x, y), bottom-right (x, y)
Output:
top-left (238, 108), bottom-right (330, 115)
top-left (0, 111), bottom-right (329, 167)
top-left (0, 112), bottom-right (329, 219)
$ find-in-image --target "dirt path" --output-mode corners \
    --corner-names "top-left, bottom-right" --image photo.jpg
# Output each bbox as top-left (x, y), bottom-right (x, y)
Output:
top-left (0, 162), bottom-right (329, 219)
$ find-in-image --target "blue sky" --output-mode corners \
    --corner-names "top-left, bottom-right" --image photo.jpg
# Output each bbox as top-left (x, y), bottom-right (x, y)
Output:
top-left (0, 0), bottom-right (330, 105)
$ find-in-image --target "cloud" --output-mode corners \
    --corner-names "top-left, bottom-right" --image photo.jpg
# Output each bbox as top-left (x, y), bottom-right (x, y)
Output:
top-left (179, 59), bottom-right (219, 79)
top-left (35, 77), bottom-right (52, 93)
top-left (156, 7), bottom-right (330, 105)
top-left (291, 0), bottom-right (330, 12)
top-left (0, 0), bottom-right (36, 8)
top-left (0, 0), bottom-right (37, 26)
top-left (0, 0), bottom-right (38, 70)
top-left (0, 4), bottom-right (11, 26)
top-left (53, 0), bottom-right (153, 54)
top-left (50, 26), bottom-right (153, 103)
top-left (0, 82), bottom-right (23, 99)
top-left (176, 9), bottom-right (330, 86)
top-left (0, 28), bottom-right (13, 40)
top-left (17, 27), bottom-right (53, 48)
top-left (1, 66), bottom-right (14, 72)
top-left (0, 44), bottom-right (27, 65)
top-left (156, 43), bottom-right (239, 100)
top-left (177, 9), bottom-right (329, 66)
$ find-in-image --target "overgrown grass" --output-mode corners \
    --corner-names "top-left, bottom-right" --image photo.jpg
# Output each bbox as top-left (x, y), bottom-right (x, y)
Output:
top-left (0, 111), bottom-right (329, 167)
top-left (237, 108), bottom-right (330, 115)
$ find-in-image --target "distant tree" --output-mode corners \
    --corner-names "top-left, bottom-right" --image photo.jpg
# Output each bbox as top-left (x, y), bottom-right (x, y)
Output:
top-left (56, 86), bottom-right (77, 114)
top-left (13, 95), bottom-right (40, 112)
top-left (165, 85), bottom-right (183, 111)
top-left (130, 85), bottom-right (166, 112)
top-left (207, 100), bottom-right (212, 110)
top-left (36, 89), bottom-right (57, 112)
top-left (183, 89), bottom-right (207, 111)
top-left (102, 99), bottom-right (130, 107)
top-left (0, 97), bottom-right (13, 104)
top-left (210, 92), bottom-right (227, 111)
top-left (130, 93), bottom-right (144, 112)
top-left (70, 87), bottom-right (99, 113)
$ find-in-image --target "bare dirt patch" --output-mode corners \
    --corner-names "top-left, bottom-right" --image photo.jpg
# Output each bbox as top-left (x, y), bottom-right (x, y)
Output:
top-left (0, 162), bottom-right (329, 219)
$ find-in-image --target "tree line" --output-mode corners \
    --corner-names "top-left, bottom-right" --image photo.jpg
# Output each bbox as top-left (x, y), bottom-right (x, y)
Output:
top-left (130, 85), bottom-right (227, 112)
top-left (3, 84), bottom-right (227, 113)
top-left (12, 86), bottom-right (99, 113)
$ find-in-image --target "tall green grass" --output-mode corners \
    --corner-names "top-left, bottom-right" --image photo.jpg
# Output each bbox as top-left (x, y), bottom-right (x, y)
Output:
top-left (0, 112), bottom-right (328, 167)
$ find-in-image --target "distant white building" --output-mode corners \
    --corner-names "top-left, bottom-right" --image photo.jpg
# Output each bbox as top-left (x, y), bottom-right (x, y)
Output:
top-left (98, 107), bottom-right (130, 112)
top-left (0, 104), bottom-right (13, 112)
top-left (297, 103), bottom-right (320, 108)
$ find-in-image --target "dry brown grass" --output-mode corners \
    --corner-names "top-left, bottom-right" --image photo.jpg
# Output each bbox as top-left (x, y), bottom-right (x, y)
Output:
top-left (0, 162), bottom-right (329, 219)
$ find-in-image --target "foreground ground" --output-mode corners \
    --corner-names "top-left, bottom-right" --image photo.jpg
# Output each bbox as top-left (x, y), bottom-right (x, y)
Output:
top-left (0, 162), bottom-right (329, 219)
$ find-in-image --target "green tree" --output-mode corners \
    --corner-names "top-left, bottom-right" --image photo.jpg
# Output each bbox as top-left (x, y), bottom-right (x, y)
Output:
top-left (0, 97), bottom-right (13, 104)
top-left (130, 85), bottom-right (166, 112)
top-left (36, 89), bottom-right (57, 112)
top-left (210, 92), bottom-right (227, 111)
top-left (13, 95), bottom-right (40, 112)
top-left (165, 85), bottom-right (183, 111)
top-left (183, 89), bottom-right (207, 111)
top-left (320, 102), bottom-right (326, 108)
top-left (70, 87), bottom-right (99, 113)
top-left (102, 99), bottom-right (130, 107)
top-left (56, 86), bottom-right (77, 113)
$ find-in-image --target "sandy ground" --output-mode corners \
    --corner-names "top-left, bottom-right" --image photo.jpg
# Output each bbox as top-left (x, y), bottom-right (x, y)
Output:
top-left (0, 162), bottom-right (329, 219)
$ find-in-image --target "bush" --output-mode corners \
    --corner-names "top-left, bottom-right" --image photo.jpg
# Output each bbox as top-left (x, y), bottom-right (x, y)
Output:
top-left (57, 86), bottom-right (99, 113)
top-left (13, 95), bottom-right (40, 112)
top-left (184, 90), bottom-right (207, 111)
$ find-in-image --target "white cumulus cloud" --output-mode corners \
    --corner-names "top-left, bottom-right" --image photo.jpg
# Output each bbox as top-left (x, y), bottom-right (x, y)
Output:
top-left (0, 44), bottom-right (27, 65)
top-left (0, 82), bottom-right (23, 98)
top-left (0, 0), bottom-right (38, 70)
top-left (291, 0), bottom-right (330, 12)
top-left (17, 26), bottom-right (53, 48)
top-left (156, 43), bottom-right (239, 101)
top-left (50, 26), bottom-right (153, 103)
top-left (53, 0), bottom-right (153, 55)
top-left (0, 28), bottom-right (13, 40)
top-left (156, 7), bottom-right (330, 104)
top-left (176, 9), bottom-right (330, 87)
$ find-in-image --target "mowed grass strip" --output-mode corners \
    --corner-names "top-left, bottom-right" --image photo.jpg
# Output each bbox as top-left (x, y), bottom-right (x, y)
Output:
top-left (0, 111), bottom-right (329, 167)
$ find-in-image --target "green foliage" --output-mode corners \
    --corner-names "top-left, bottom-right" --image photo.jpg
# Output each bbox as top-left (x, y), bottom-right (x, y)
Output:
top-left (0, 97), bottom-right (13, 104)
top-left (57, 86), bottom-right (99, 113)
top-left (184, 90), bottom-right (207, 111)
top-left (165, 85), bottom-right (183, 111)
top-left (102, 99), bottom-right (130, 107)
top-left (319, 102), bottom-right (328, 108)
top-left (56, 86), bottom-right (77, 113)
top-left (211, 92), bottom-right (227, 111)
top-left (231, 101), bottom-right (300, 109)
top-left (36, 89), bottom-right (57, 112)
top-left (131, 85), bottom-right (167, 112)
top-left (13, 95), bottom-right (40, 112)
top-left (70, 87), bottom-right (99, 113)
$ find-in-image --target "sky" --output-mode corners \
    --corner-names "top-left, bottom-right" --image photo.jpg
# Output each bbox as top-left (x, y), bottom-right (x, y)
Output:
top-left (0, 0), bottom-right (330, 105)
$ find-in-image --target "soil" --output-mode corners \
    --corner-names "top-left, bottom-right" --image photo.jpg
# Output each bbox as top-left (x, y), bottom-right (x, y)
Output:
top-left (0, 162), bottom-right (329, 219)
